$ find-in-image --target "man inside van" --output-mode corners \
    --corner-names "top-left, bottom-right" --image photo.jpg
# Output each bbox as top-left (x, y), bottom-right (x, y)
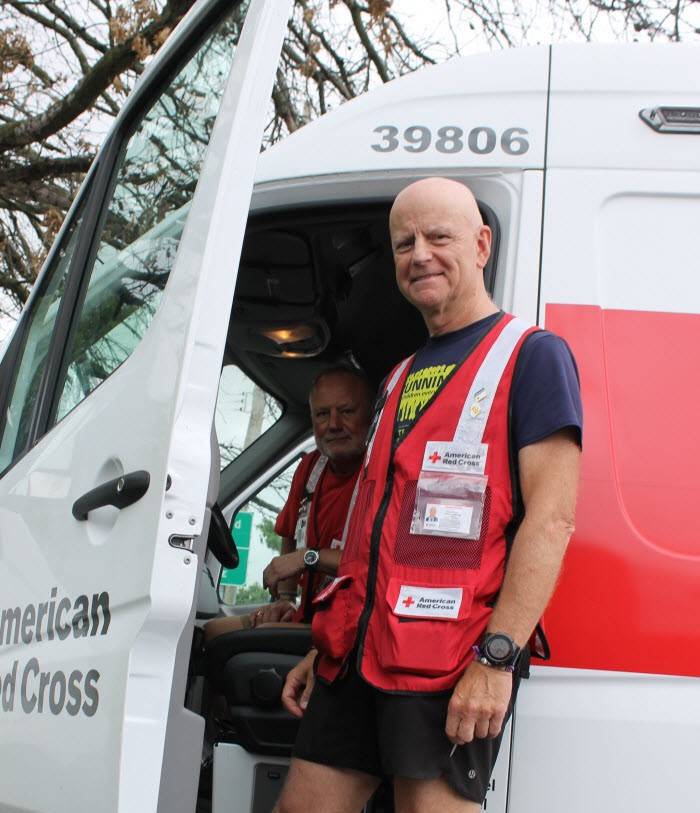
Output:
top-left (203, 366), bottom-right (374, 642)
top-left (277, 177), bottom-right (582, 812)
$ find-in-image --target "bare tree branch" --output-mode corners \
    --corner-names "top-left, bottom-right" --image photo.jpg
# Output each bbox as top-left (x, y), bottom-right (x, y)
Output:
top-left (0, 0), bottom-right (192, 152)
top-left (386, 9), bottom-right (438, 64)
top-left (272, 67), bottom-right (302, 133)
top-left (2, 154), bottom-right (93, 184)
top-left (342, 0), bottom-right (392, 82)
top-left (40, 1), bottom-right (109, 54)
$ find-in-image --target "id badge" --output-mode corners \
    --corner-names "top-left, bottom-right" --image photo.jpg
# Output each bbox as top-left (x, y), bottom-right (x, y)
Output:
top-left (294, 498), bottom-right (310, 549)
top-left (411, 442), bottom-right (488, 540)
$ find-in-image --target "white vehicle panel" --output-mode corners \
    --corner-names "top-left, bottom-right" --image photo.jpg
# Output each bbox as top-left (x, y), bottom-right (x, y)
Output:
top-left (508, 171), bottom-right (544, 322)
top-left (256, 47), bottom-right (549, 184)
top-left (548, 44), bottom-right (700, 171)
top-left (540, 169), bottom-right (700, 315)
top-left (509, 667), bottom-right (698, 810)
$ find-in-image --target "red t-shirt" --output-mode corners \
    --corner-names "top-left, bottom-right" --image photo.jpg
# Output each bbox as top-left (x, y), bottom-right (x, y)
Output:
top-left (275, 451), bottom-right (359, 621)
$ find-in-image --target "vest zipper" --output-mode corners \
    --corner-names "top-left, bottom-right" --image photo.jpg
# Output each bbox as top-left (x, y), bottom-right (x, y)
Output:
top-left (355, 460), bottom-right (395, 671)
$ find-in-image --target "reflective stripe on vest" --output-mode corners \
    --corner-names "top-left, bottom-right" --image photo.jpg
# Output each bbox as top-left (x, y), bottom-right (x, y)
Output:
top-left (454, 317), bottom-right (531, 445)
top-left (294, 454), bottom-right (328, 548)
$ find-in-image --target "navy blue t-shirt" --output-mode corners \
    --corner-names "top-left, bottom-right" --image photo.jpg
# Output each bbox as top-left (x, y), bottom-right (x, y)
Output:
top-left (394, 312), bottom-right (582, 449)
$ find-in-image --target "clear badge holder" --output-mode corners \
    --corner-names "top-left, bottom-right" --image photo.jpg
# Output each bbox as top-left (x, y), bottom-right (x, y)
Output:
top-left (410, 470), bottom-right (488, 540)
top-left (294, 498), bottom-right (310, 549)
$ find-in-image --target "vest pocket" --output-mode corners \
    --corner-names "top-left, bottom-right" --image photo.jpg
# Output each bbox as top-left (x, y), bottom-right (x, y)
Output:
top-left (378, 577), bottom-right (476, 677)
top-left (311, 565), bottom-right (359, 661)
top-left (393, 480), bottom-right (490, 569)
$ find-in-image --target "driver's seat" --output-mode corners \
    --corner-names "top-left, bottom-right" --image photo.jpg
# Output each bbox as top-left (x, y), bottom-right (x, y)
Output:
top-left (204, 625), bottom-right (312, 755)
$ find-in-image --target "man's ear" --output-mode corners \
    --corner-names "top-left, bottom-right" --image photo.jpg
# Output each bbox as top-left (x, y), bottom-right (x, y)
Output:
top-left (476, 225), bottom-right (492, 269)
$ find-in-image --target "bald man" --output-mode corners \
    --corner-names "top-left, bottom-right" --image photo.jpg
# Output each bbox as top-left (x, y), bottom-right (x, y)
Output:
top-left (277, 179), bottom-right (582, 812)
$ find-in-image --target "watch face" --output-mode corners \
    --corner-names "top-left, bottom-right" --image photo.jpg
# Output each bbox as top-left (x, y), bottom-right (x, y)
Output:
top-left (304, 550), bottom-right (319, 567)
top-left (485, 634), bottom-right (514, 662)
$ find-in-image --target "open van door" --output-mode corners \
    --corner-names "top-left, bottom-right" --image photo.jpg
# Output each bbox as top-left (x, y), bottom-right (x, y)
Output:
top-left (0, 1), bottom-right (291, 811)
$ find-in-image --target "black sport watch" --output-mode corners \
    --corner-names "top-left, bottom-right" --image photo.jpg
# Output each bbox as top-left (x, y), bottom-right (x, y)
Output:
top-left (475, 632), bottom-right (521, 672)
top-left (303, 549), bottom-right (320, 571)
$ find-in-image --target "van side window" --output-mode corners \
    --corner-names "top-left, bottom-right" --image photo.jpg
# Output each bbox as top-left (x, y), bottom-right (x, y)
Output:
top-left (52, 14), bottom-right (243, 424)
top-left (0, 215), bottom-right (84, 473)
top-left (215, 364), bottom-right (283, 469)
top-left (219, 458), bottom-right (298, 607)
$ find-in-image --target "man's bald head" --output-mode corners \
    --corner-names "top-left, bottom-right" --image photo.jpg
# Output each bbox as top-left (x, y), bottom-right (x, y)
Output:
top-left (388, 177), bottom-right (495, 335)
top-left (389, 177), bottom-right (484, 236)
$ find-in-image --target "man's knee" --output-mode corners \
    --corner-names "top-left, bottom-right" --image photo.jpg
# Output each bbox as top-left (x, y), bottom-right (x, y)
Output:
top-left (394, 775), bottom-right (481, 813)
top-left (275, 758), bottom-right (379, 813)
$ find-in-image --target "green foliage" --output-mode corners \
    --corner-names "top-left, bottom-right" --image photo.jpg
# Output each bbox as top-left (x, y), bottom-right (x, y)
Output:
top-left (234, 583), bottom-right (269, 606)
top-left (259, 516), bottom-right (282, 553)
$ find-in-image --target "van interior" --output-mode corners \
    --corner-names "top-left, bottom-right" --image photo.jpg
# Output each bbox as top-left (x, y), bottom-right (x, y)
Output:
top-left (191, 199), bottom-right (500, 812)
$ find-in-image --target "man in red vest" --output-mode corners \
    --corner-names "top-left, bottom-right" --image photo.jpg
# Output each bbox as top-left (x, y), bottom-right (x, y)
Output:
top-left (203, 367), bottom-right (373, 641)
top-left (277, 178), bottom-right (582, 812)
top-left (260, 366), bottom-right (375, 622)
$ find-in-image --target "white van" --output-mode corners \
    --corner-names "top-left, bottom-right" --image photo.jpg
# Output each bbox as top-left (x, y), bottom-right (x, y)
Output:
top-left (0, 0), bottom-right (698, 810)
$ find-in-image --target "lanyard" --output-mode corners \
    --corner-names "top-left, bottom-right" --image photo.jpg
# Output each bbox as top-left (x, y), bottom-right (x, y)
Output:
top-left (295, 454), bottom-right (328, 548)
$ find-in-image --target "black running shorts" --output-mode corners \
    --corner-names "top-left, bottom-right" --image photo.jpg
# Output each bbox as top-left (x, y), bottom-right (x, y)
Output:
top-left (292, 654), bottom-right (526, 804)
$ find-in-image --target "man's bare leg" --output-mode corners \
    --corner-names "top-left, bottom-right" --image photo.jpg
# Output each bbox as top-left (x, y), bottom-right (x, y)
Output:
top-left (202, 614), bottom-right (247, 642)
top-left (274, 758), bottom-right (380, 813)
top-left (394, 775), bottom-right (481, 813)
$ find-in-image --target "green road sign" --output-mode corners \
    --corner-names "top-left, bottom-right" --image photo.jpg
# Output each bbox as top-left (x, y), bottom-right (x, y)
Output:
top-left (220, 511), bottom-right (252, 587)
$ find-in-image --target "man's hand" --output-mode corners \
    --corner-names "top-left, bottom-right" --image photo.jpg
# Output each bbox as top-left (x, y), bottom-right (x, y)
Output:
top-left (263, 550), bottom-right (305, 598)
top-left (281, 650), bottom-right (317, 718)
top-left (249, 600), bottom-right (296, 627)
top-left (445, 661), bottom-right (512, 744)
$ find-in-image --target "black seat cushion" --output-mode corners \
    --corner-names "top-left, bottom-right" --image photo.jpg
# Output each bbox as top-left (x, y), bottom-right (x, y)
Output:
top-left (205, 625), bottom-right (312, 690)
top-left (205, 626), bottom-right (314, 756)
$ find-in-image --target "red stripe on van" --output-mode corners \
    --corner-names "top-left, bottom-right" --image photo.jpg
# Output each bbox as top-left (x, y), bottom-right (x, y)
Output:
top-left (543, 304), bottom-right (700, 678)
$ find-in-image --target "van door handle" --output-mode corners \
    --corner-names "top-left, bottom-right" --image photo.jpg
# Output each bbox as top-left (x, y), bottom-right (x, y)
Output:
top-left (72, 470), bottom-right (150, 521)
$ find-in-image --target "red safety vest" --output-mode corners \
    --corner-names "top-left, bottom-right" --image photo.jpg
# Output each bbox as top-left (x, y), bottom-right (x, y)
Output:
top-left (312, 313), bottom-right (538, 692)
top-left (280, 452), bottom-right (360, 622)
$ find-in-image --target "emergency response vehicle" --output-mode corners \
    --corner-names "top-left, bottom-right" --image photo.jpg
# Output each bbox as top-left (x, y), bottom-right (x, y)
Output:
top-left (0, 0), bottom-right (698, 810)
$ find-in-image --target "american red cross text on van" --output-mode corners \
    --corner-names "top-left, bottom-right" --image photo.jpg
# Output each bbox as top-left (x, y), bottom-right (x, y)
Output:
top-left (0, 588), bottom-right (111, 718)
top-left (0, 588), bottom-right (111, 645)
